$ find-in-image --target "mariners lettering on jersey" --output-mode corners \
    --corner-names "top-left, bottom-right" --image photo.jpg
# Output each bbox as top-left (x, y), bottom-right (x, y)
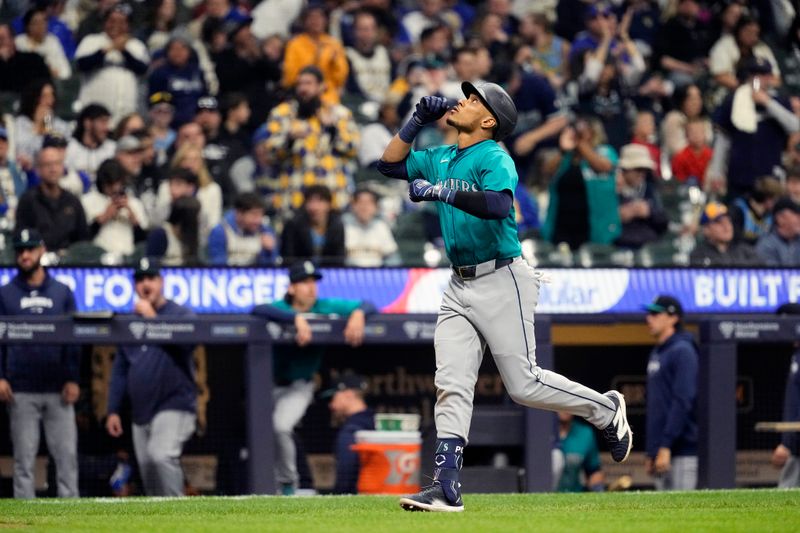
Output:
top-left (440, 178), bottom-right (479, 192)
top-left (20, 294), bottom-right (54, 313)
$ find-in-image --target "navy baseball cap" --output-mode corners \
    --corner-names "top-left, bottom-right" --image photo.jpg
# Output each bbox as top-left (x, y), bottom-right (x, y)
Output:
top-left (224, 16), bottom-right (253, 40)
top-left (643, 295), bottom-right (683, 317)
top-left (320, 374), bottom-right (368, 399)
top-left (196, 96), bottom-right (219, 112)
top-left (585, 3), bottom-right (613, 19)
top-left (251, 124), bottom-right (270, 146)
top-left (288, 261), bottom-right (323, 283)
top-left (13, 228), bottom-right (44, 250)
top-left (42, 133), bottom-right (68, 148)
top-left (133, 257), bottom-right (161, 279)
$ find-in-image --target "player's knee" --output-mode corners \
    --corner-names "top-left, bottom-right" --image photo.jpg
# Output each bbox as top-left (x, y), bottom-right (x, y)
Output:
top-left (53, 448), bottom-right (77, 467)
top-left (146, 445), bottom-right (177, 466)
top-left (273, 419), bottom-right (295, 435)
top-left (505, 384), bottom-right (534, 406)
top-left (434, 373), bottom-right (469, 394)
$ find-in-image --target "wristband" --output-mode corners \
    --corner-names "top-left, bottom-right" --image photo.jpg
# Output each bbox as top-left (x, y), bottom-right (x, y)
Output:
top-left (399, 115), bottom-right (423, 143)
top-left (438, 186), bottom-right (455, 205)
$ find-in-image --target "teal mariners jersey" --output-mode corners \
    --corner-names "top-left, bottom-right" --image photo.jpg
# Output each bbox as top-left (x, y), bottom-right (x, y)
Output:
top-left (271, 298), bottom-right (362, 383)
top-left (556, 420), bottom-right (602, 492)
top-left (406, 140), bottom-right (521, 266)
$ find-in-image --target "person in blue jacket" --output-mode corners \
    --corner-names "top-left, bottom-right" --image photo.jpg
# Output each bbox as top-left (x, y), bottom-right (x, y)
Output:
top-left (322, 374), bottom-right (375, 494)
top-left (105, 257), bottom-right (196, 496)
top-left (772, 302), bottom-right (800, 488)
top-left (644, 294), bottom-right (698, 491)
top-left (0, 228), bottom-right (80, 498)
top-left (252, 260), bottom-right (375, 495)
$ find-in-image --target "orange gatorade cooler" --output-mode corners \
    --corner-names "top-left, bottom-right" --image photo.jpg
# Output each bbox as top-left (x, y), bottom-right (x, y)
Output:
top-left (351, 430), bottom-right (421, 494)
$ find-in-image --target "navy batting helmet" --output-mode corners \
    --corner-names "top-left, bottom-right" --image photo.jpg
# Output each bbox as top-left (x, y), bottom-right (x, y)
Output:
top-left (461, 81), bottom-right (518, 141)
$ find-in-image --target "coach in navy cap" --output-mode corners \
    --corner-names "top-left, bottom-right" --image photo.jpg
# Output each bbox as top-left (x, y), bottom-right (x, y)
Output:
top-left (288, 260), bottom-right (323, 284)
top-left (323, 374), bottom-right (374, 494)
top-left (643, 293), bottom-right (698, 491)
top-left (772, 302), bottom-right (800, 487)
top-left (12, 228), bottom-right (45, 249)
top-left (643, 295), bottom-right (683, 320)
top-left (106, 255), bottom-right (196, 496)
top-left (0, 227), bottom-right (80, 498)
top-left (251, 260), bottom-right (376, 495)
top-left (133, 256), bottom-right (161, 279)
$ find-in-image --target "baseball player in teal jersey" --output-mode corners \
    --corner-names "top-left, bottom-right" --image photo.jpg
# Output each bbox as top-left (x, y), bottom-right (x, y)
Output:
top-left (251, 261), bottom-right (376, 495)
top-left (377, 82), bottom-right (633, 512)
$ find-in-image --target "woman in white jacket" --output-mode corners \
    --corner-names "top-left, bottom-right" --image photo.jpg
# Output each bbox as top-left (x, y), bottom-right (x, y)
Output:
top-left (74, 4), bottom-right (149, 125)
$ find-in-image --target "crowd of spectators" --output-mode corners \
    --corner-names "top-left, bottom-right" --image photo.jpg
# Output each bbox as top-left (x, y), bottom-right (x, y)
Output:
top-left (0, 0), bottom-right (798, 268)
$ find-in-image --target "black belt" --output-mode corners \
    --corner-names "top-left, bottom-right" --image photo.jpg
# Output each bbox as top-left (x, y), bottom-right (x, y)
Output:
top-left (452, 257), bottom-right (514, 280)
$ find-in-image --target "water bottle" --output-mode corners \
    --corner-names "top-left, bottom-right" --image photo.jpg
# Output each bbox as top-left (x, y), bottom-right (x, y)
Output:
top-left (110, 461), bottom-right (132, 494)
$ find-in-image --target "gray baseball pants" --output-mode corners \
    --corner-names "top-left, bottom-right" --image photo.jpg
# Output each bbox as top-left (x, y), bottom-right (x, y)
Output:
top-left (8, 392), bottom-right (78, 498)
top-left (778, 455), bottom-right (799, 488)
top-left (653, 455), bottom-right (698, 491)
top-left (273, 380), bottom-right (315, 487)
top-left (434, 258), bottom-right (617, 442)
top-left (132, 409), bottom-right (196, 496)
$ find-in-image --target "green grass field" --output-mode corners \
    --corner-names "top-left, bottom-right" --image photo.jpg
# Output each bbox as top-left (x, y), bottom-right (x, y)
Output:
top-left (0, 490), bottom-right (798, 532)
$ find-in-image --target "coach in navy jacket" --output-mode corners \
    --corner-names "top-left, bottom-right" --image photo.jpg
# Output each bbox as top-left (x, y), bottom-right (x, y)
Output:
top-left (0, 228), bottom-right (80, 498)
top-left (772, 303), bottom-right (800, 488)
top-left (106, 258), bottom-right (196, 496)
top-left (644, 295), bottom-right (698, 491)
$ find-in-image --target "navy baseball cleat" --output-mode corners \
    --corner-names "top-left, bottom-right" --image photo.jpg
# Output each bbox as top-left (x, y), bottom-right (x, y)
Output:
top-left (399, 482), bottom-right (464, 513)
top-left (603, 391), bottom-right (633, 463)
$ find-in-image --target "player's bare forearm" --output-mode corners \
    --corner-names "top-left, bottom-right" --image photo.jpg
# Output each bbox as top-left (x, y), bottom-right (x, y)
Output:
top-left (576, 140), bottom-right (613, 173)
top-left (381, 134), bottom-right (412, 163)
top-left (513, 114), bottom-right (568, 156)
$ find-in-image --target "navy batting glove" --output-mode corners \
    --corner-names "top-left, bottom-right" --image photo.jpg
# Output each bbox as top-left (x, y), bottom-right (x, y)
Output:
top-left (399, 96), bottom-right (450, 143)
top-left (409, 179), bottom-right (455, 203)
top-left (409, 179), bottom-right (440, 202)
top-left (414, 96), bottom-right (449, 125)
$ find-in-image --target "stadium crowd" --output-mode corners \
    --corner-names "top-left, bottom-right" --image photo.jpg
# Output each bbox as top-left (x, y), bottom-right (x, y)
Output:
top-left (0, 0), bottom-right (795, 268)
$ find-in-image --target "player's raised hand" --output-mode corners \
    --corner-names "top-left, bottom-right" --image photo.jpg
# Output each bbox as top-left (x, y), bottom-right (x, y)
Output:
top-left (772, 443), bottom-right (790, 468)
top-left (413, 96), bottom-right (449, 125)
top-left (294, 314), bottom-right (313, 347)
top-left (409, 179), bottom-right (441, 202)
top-left (343, 309), bottom-right (366, 347)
